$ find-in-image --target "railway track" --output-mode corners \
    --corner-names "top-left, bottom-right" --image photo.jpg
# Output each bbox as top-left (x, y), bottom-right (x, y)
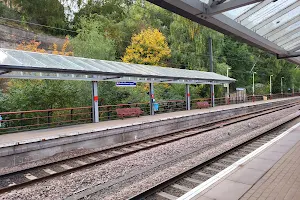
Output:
top-left (0, 102), bottom-right (298, 194)
top-left (129, 113), bottom-right (299, 200)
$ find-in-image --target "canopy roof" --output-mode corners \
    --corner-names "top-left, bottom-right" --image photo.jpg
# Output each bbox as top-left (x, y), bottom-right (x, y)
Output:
top-left (0, 48), bottom-right (234, 84)
top-left (147, 0), bottom-right (300, 65)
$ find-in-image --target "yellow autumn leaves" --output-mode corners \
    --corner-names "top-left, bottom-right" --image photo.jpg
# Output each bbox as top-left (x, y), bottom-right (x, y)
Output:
top-left (122, 28), bottom-right (171, 66)
top-left (16, 37), bottom-right (73, 56)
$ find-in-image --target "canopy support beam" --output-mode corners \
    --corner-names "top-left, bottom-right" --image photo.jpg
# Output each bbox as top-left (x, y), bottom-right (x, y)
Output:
top-left (208, 0), bottom-right (263, 15)
top-left (149, 83), bottom-right (155, 115)
top-left (277, 52), bottom-right (300, 59)
top-left (92, 81), bottom-right (99, 123)
top-left (209, 37), bottom-right (215, 107)
top-left (185, 84), bottom-right (191, 110)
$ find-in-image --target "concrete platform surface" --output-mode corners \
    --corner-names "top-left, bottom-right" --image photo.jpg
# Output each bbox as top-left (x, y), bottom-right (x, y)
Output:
top-left (189, 122), bottom-right (300, 200)
top-left (0, 97), bottom-right (297, 147)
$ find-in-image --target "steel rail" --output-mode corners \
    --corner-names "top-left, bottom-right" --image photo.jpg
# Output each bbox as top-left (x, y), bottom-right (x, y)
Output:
top-left (128, 112), bottom-right (300, 200)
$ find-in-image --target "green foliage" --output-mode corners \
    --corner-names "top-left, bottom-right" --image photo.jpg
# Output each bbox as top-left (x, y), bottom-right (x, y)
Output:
top-left (14, 0), bottom-right (67, 35)
top-left (2, 80), bottom-right (91, 111)
top-left (1, 0), bottom-right (300, 114)
top-left (73, 0), bottom-right (132, 24)
top-left (71, 15), bottom-right (117, 60)
top-left (0, 2), bottom-right (20, 20)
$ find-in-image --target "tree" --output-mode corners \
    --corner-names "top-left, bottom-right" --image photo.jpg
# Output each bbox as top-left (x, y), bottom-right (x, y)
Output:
top-left (52, 36), bottom-right (74, 56)
top-left (71, 15), bottom-right (116, 60)
top-left (73, 0), bottom-right (132, 24)
top-left (122, 27), bottom-right (171, 65)
top-left (14, 0), bottom-right (67, 35)
top-left (1, 38), bottom-right (80, 111)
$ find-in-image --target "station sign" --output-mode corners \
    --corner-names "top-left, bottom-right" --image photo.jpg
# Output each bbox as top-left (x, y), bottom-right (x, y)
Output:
top-left (116, 82), bottom-right (137, 87)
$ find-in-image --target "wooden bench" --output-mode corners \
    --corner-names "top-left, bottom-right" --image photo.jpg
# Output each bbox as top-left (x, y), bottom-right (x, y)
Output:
top-left (196, 101), bottom-right (210, 109)
top-left (116, 107), bottom-right (144, 119)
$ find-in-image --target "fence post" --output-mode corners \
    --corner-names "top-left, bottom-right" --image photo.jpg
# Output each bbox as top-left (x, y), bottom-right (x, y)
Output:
top-left (20, 113), bottom-right (24, 128)
top-left (107, 106), bottom-right (110, 120)
top-left (47, 111), bottom-right (51, 126)
top-left (70, 109), bottom-right (73, 122)
top-left (90, 107), bottom-right (93, 123)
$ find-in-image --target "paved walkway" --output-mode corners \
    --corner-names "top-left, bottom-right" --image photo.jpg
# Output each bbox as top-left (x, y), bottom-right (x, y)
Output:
top-left (240, 141), bottom-right (300, 200)
top-left (190, 122), bottom-right (300, 200)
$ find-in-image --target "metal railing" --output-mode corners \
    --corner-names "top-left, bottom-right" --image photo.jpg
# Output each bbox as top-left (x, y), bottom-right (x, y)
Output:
top-left (0, 93), bottom-right (299, 134)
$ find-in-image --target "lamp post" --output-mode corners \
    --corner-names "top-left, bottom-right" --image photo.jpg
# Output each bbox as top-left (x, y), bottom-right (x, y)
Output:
top-left (252, 72), bottom-right (256, 102)
top-left (269, 75), bottom-right (273, 99)
top-left (226, 67), bottom-right (231, 104)
top-left (281, 77), bottom-right (284, 96)
top-left (252, 72), bottom-right (257, 96)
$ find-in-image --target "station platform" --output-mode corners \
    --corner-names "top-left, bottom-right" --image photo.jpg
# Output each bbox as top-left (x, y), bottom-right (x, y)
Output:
top-left (185, 120), bottom-right (300, 200)
top-left (0, 97), bottom-right (299, 168)
top-left (0, 97), bottom-right (298, 147)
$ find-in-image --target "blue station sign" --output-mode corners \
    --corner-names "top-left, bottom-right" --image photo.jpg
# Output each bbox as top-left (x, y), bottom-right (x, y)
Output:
top-left (116, 82), bottom-right (137, 87)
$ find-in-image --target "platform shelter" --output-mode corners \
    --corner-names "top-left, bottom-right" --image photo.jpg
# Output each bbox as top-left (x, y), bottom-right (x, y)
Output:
top-left (0, 48), bottom-right (234, 123)
top-left (147, 0), bottom-right (300, 65)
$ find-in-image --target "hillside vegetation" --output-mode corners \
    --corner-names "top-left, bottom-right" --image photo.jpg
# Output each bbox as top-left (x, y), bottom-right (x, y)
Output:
top-left (0, 0), bottom-right (299, 112)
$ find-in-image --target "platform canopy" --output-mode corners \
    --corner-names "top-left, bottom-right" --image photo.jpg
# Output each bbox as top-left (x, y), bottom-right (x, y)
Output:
top-left (0, 48), bottom-right (234, 84)
top-left (147, 0), bottom-right (300, 65)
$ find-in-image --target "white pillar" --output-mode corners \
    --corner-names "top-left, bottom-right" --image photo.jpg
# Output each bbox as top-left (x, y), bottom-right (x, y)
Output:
top-left (185, 84), bottom-right (191, 110)
top-left (149, 83), bottom-right (154, 115)
top-left (208, 37), bottom-right (215, 107)
top-left (252, 72), bottom-right (255, 96)
top-left (269, 75), bottom-right (272, 96)
top-left (92, 81), bottom-right (99, 123)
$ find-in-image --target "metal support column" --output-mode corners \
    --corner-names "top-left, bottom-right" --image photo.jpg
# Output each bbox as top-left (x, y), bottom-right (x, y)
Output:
top-left (92, 81), bottom-right (99, 123)
top-left (208, 37), bottom-right (215, 107)
top-left (149, 83), bottom-right (154, 115)
top-left (185, 84), bottom-right (191, 110)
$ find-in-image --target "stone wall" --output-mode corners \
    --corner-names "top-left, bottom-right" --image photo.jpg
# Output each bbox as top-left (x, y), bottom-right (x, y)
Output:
top-left (0, 24), bottom-right (65, 49)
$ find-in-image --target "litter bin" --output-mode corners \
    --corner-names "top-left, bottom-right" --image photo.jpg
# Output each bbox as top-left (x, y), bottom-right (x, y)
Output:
top-left (153, 103), bottom-right (159, 111)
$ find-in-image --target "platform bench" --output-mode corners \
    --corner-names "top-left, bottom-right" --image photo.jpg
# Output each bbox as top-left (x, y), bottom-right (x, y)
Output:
top-left (196, 101), bottom-right (210, 109)
top-left (116, 107), bottom-right (144, 119)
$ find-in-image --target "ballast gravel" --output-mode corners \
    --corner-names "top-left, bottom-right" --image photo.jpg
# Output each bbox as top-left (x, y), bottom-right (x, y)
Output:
top-left (0, 106), bottom-right (299, 200)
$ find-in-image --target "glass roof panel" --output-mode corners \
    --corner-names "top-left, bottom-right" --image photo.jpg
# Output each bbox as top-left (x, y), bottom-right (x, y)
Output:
top-left (223, 3), bottom-right (257, 19)
top-left (0, 49), bottom-right (21, 66)
top-left (62, 56), bottom-right (101, 71)
top-left (256, 6), bottom-right (300, 36)
top-left (3, 50), bottom-right (46, 67)
top-left (28, 53), bottom-right (71, 70)
top-left (81, 59), bottom-right (115, 73)
top-left (284, 40), bottom-right (300, 51)
top-left (269, 21), bottom-right (300, 42)
top-left (242, 0), bottom-right (297, 29)
top-left (0, 48), bottom-right (235, 83)
top-left (277, 31), bottom-right (300, 47)
top-left (47, 54), bottom-right (86, 70)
